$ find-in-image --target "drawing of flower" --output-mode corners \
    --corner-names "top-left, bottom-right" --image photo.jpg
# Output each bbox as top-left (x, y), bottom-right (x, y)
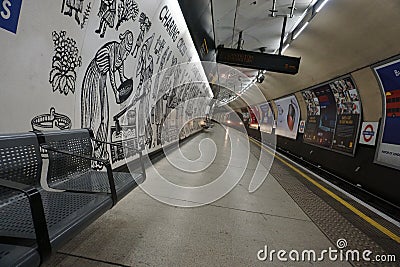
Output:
top-left (49, 31), bottom-right (82, 95)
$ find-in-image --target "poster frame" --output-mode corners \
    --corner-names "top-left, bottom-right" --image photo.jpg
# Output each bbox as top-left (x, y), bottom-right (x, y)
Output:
top-left (257, 101), bottom-right (274, 134)
top-left (300, 74), bottom-right (362, 157)
top-left (371, 55), bottom-right (400, 170)
top-left (273, 94), bottom-right (301, 140)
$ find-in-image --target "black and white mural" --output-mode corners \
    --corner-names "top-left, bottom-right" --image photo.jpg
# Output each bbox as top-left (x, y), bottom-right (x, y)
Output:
top-left (31, 107), bottom-right (72, 131)
top-left (116, 0), bottom-right (139, 30)
top-left (81, 30), bottom-right (134, 161)
top-left (81, 2), bottom-right (92, 29)
top-left (95, 0), bottom-right (117, 38)
top-left (132, 12), bottom-right (152, 58)
top-left (154, 35), bottom-right (166, 64)
top-left (49, 31), bottom-right (82, 95)
top-left (135, 33), bottom-right (154, 148)
top-left (0, 0), bottom-right (213, 169)
top-left (62, 0), bottom-right (85, 25)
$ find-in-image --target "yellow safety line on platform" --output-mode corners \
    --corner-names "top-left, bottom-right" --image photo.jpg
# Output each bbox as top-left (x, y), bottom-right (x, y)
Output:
top-left (249, 138), bottom-right (400, 244)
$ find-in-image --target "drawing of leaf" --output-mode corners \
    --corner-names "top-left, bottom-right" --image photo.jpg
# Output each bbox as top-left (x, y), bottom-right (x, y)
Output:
top-left (54, 77), bottom-right (61, 92)
top-left (59, 76), bottom-right (67, 94)
top-left (50, 69), bottom-right (61, 91)
top-left (66, 75), bottom-right (75, 94)
top-left (52, 75), bottom-right (61, 92)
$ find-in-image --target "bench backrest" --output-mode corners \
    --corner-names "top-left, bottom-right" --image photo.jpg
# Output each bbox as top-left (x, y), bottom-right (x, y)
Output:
top-left (37, 129), bottom-right (93, 185)
top-left (0, 132), bottom-right (42, 187)
top-left (0, 132), bottom-right (42, 205)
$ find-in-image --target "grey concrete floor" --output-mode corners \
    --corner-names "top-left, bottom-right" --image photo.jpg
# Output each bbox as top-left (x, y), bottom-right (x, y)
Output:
top-left (43, 125), bottom-right (351, 266)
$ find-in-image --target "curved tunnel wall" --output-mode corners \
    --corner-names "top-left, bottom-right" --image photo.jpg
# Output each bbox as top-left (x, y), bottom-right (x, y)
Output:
top-left (228, 55), bottom-right (400, 207)
top-left (226, 0), bottom-right (400, 207)
top-left (0, 0), bottom-right (212, 168)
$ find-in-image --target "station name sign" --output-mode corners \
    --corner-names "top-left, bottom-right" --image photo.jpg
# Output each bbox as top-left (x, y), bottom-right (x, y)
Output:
top-left (216, 47), bottom-right (301, 75)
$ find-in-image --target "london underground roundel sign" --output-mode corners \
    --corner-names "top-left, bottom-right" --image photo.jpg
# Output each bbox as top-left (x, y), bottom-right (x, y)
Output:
top-left (359, 122), bottom-right (378, 145)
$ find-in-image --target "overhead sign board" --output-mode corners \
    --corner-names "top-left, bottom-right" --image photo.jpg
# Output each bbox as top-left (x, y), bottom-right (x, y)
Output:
top-left (216, 47), bottom-right (301, 75)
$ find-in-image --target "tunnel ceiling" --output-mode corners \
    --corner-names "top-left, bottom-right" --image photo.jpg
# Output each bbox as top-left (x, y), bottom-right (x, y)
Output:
top-left (212, 0), bottom-right (400, 107)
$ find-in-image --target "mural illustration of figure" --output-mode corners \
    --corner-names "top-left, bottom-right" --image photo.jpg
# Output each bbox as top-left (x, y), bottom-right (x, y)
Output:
top-left (81, 2), bottom-right (92, 29)
top-left (153, 46), bottom-right (171, 100)
top-left (154, 35), bottom-right (166, 64)
top-left (62, 0), bottom-right (84, 24)
top-left (116, 0), bottom-right (139, 30)
top-left (134, 33), bottom-right (154, 148)
top-left (95, 0), bottom-right (116, 38)
top-left (132, 12), bottom-right (152, 58)
top-left (166, 57), bottom-right (181, 109)
top-left (81, 30), bottom-right (134, 167)
top-left (153, 46), bottom-right (171, 145)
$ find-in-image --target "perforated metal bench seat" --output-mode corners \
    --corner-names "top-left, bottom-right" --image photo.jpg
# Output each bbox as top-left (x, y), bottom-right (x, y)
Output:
top-left (51, 171), bottom-right (145, 201)
top-left (36, 128), bottom-right (146, 205)
top-left (0, 244), bottom-right (40, 267)
top-left (0, 132), bottom-right (118, 265)
top-left (0, 189), bottom-right (112, 262)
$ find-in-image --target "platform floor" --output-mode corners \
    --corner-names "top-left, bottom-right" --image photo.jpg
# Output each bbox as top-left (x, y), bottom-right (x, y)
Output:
top-left (44, 125), bottom-right (399, 266)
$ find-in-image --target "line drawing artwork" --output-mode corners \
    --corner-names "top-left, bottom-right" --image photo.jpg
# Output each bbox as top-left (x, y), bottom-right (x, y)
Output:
top-left (49, 31), bottom-right (82, 95)
top-left (166, 56), bottom-right (181, 109)
top-left (116, 0), bottom-right (139, 30)
top-left (80, 2), bottom-right (92, 29)
top-left (31, 107), bottom-right (72, 131)
top-left (132, 12), bottom-right (152, 58)
top-left (110, 109), bottom-right (137, 163)
top-left (135, 33), bottom-right (155, 149)
top-left (153, 46), bottom-right (171, 100)
top-left (31, 107), bottom-right (72, 157)
top-left (95, 0), bottom-right (117, 38)
top-left (154, 35), bottom-right (166, 64)
top-left (159, 56), bottom-right (182, 143)
top-left (153, 45), bottom-right (171, 145)
top-left (62, 0), bottom-right (85, 25)
top-left (81, 30), bottom-right (134, 168)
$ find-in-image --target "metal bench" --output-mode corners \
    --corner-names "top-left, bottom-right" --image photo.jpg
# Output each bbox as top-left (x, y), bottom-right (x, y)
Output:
top-left (0, 132), bottom-right (113, 266)
top-left (35, 129), bottom-right (146, 206)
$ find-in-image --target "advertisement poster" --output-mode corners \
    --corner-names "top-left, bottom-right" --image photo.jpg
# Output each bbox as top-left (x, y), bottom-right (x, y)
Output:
top-left (302, 90), bottom-right (320, 144)
top-left (248, 105), bottom-right (260, 129)
top-left (302, 76), bottom-right (361, 155)
top-left (258, 102), bottom-right (274, 134)
top-left (302, 85), bottom-right (337, 147)
top-left (330, 77), bottom-right (361, 154)
top-left (275, 95), bottom-right (300, 139)
top-left (374, 58), bottom-right (400, 170)
top-left (241, 107), bottom-right (250, 126)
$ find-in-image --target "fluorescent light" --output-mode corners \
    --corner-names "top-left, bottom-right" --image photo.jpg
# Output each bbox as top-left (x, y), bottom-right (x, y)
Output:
top-left (315, 0), bottom-right (329, 13)
top-left (282, 44), bottom-right (289, 53)
top-left (293, 22), bottom-right (309, 40)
